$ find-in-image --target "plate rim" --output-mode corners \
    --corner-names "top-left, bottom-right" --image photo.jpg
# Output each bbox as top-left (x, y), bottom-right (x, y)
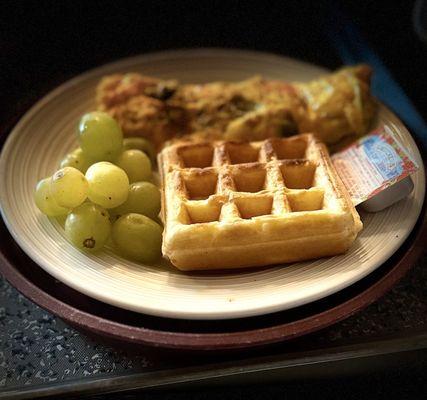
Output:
top-left (0, 48), bottom-right (425, 320)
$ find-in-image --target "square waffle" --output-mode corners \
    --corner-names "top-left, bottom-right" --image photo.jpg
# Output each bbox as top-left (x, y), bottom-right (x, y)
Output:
top-left (159, 134), bottom-right (362, 270)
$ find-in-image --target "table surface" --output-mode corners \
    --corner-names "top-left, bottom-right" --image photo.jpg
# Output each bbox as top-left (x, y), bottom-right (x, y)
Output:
top-left (1, 1), bottom-right (427, 399)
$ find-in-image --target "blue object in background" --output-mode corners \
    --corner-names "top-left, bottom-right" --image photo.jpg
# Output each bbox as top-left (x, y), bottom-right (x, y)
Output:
top-left (325, 5), bottom-right (427, 149)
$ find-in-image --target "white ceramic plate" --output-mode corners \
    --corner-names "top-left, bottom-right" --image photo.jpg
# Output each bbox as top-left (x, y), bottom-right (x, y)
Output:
top-left (0, 49), bottom-right (425, 320)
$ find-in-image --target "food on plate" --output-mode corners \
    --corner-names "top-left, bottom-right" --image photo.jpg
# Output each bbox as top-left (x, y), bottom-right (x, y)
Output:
top-left (34, 177), bottom-right (70, 216)
top-left (112, 213), bottom-right (163, 262)
top-left (115, 149), bottom-right (152, 183)
top-left (78, 111), bottom-right (123, 162)
top-left (159, 134), bottom-right (362, 270)
top-left (96, 65), bottom-right (376, 148)
top-left (65, 202), bottom-right (112, 251)
top-left (96, 74), bottom-right (185, 149)
top-left (123, 136), bottom-right (156, 163)
top-left (86, 162), bottom-right (129, 209)
top-left (112, 181), bottom-right (161, 220)
top-left (50, 167), bottom-right (88, 209)
top-left (60, 147), bottom-right (91, 173)
top-left (290, 65), bottom-right (376, 144)
top-left (35, 64), bottom-right (372, 270)
top-left (34, 112), bottom-right (162, 260)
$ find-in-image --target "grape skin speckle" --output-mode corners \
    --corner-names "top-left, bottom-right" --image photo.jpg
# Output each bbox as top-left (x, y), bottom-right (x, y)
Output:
top-left (83, 238), bottom-right (96, 249)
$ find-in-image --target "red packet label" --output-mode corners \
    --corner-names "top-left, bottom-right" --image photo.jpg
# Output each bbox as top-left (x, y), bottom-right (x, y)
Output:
top-left (331, 126), bottom-right (419, 206)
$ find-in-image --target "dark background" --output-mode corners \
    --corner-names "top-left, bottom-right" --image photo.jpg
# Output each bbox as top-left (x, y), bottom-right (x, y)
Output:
top-left (1, 1), bottom-right (427, 399)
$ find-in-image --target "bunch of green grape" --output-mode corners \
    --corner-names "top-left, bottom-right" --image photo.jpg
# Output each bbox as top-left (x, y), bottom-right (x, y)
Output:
top-left (34, 111), bottom-right (162, 263)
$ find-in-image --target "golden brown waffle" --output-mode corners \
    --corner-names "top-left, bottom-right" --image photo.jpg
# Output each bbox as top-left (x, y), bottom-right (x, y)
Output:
top-left (159, 134), bottom-right (362, 270)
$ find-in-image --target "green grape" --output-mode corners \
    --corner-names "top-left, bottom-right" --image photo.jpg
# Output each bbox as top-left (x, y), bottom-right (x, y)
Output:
top-left (123, 137), bottom-right (156, 163)
top-left (55, 214), bottom-right (68, 227)
top-left (86, 162), bottom-right (129, 208)
top-left (60, 147), bottom-right (91, 173)
top-left (112, 181), bottom-right (161, 220)
top-left (115, 149), bottom-right (152, 183)
top-left (78, 111), bottom-right (123, 162)
top-left (112, 213), bottom-right (162, 263)
top-left (65, 202), bottom-right (111, 252)
top-left (50, 167), bottom-right (88, 208)
top-left (34, 178), bottom-right (70, 216)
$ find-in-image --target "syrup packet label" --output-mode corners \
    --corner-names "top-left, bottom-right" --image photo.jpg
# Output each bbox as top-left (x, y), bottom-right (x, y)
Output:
top-left (331, 126), bottom-right (419, 206)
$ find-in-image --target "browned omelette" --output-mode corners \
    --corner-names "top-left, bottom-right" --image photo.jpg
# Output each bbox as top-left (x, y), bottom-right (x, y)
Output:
top-left (96, 65), bottom-right (376, 149)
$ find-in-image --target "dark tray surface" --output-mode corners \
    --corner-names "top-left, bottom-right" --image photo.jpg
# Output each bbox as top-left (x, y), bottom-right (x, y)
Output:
top-left (1, 251), bottom-right (426, 397)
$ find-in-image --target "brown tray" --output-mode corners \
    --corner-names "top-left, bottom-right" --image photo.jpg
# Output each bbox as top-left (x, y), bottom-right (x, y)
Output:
top-left (0, 191), bottom-right (426, 351)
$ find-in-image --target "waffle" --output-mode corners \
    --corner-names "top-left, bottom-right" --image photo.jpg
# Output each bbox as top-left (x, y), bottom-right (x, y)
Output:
top-left (159, 134), bottom-right (362, 270)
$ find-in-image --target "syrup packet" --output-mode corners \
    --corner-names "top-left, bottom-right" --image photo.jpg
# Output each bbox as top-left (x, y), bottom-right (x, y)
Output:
top-left (332, 126), bottom-right (419, 212)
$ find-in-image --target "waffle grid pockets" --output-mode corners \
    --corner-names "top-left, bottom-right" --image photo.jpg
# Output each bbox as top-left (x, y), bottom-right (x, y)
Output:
top-left (159, 134), bottom-right (362, 270)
